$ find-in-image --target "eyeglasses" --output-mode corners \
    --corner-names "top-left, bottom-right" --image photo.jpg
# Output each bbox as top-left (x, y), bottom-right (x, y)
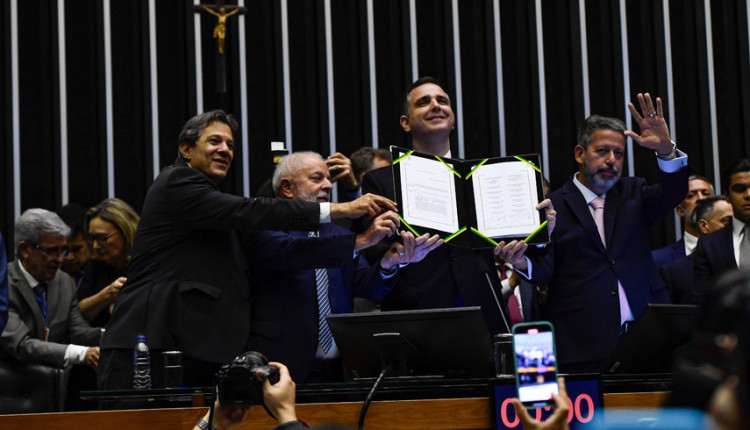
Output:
top-left (88, 232), bottom-right (118, 246)
top-left (33, 244), bottom-right (71, 258)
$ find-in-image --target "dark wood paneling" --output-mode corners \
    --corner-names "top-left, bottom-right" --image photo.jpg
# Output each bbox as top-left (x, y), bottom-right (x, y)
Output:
top-left (64, 0), bottom-right (105, 210)
top-left (18, 1), bottom-right (60, 211)
top-left (2, 0), bottom-right (750, 254)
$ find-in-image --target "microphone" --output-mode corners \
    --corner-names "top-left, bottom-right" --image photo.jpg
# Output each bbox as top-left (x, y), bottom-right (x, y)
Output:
top-left (485, 271), bottom-right (511, 334)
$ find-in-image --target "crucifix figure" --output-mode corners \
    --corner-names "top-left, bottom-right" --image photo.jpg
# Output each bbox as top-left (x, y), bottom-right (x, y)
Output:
top-left (200, 5), bottom-right (244, 55)
top-left (194, 2), bottom-right (246, 93)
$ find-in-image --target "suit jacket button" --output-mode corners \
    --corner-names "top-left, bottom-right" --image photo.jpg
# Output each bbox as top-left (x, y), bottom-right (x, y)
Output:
top-left (610, 289), bottom-right (617, 295)
top-left (609, 258), bottom-right (615, 265)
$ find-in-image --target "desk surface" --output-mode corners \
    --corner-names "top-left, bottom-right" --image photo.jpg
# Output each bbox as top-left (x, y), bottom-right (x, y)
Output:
top-left (0, 407), bottom-right (208, 430)
top-left (0, 392), bottom-right (668, 430)
top-left (33, 375), bottom-right (674, 430)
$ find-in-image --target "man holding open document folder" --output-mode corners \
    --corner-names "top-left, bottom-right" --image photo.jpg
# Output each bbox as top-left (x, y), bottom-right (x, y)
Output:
top-left (362, 77), bottom-right (555, 335)
top-left (495, 93), bottom-right (689, 372)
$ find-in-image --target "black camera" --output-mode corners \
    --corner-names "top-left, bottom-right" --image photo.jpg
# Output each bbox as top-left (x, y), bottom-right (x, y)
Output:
top-left (215, 351), bottom-right (280, 405)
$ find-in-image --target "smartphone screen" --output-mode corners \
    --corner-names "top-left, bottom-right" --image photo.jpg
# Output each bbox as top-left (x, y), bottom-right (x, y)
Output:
top-left (513, 322), bottom-right (559, 408)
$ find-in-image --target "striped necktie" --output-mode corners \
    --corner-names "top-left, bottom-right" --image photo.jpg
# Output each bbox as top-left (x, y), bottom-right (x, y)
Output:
top-left (310, 231), bottom-right (334, 354)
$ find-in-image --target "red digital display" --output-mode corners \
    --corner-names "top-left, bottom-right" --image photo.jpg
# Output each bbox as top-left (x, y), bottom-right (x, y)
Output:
top-left (491, 378), bottom-right (601, 429)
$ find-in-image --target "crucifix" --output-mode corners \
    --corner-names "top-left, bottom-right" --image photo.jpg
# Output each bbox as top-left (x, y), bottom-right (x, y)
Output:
top-left (193, 2), bottom-right (246, 93)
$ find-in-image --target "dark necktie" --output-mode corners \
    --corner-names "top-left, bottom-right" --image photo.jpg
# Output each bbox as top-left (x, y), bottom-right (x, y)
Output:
top-left (33, 282), bottom-right (48, 325)
top-left (309, 231), bottom-right (334, 354)
top-left (740, 225), bottom-right (750, 270)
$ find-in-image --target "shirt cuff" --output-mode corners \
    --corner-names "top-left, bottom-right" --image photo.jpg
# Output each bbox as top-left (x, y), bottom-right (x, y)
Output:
top-left (64, 344), bottom-right (89, 366)
top-left (515, 257), bottom-right (533, 280)
top-left (379, 264), bottom-right (398, 279)
top-left (319, 203), bottom-right (331, 223)
top-left (657, 148), bottom-right (687, 172)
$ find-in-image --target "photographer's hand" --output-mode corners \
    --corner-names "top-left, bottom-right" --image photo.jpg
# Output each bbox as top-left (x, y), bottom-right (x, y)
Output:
top-left (263, 362), bottom-right (298, 424)
top-left (194, 393), bottom-right (249, 430)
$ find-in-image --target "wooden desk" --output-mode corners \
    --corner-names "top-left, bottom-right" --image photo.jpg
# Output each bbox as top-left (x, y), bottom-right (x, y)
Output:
top-left (0, 391), bottom-right (668, 430)
top-left (237, 391), bottom-right (669, 430)
top-left (0, 407), bottom-right (208, 430)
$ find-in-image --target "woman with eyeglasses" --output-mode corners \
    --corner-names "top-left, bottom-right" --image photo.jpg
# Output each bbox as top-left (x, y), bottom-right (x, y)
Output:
top-left (78, 198), bottom-right (140, 328)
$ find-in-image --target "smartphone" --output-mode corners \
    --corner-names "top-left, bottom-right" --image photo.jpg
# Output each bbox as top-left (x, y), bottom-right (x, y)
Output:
top-left (512, 321), bottom-right (559, 408)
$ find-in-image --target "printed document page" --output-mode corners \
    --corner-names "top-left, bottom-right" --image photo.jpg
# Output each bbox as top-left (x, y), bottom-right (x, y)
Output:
top-left (399, 154), bottom-right (460, 234)
top-left (471, 160), bottom-right (540, 239)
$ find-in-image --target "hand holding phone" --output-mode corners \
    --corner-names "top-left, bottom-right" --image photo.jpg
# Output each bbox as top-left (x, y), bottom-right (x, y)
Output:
top-left (511, 377), bottom-right (570, 430)
top-left (513, 321), bottom-right (559, 408)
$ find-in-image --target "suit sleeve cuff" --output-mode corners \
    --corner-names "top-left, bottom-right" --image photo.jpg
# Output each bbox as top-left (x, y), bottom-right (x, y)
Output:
top-left (656, 148), bottom-right (687, 172)
top-left (515, 257), bottom-right (533, 280)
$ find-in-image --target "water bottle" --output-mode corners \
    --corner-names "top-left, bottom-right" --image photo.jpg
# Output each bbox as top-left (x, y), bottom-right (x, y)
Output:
top-left (133, 335), bottom-right (152, 390)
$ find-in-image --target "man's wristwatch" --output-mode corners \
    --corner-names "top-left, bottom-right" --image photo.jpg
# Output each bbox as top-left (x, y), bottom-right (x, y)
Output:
top-left (197, 418), bottom-right (210, 430)
top-left (655, 140), bottom-right (677, 160)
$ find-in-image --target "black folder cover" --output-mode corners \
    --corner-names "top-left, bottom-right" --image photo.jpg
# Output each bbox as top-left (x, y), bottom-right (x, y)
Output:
top-left (390, 146), bottom-right (550, 248)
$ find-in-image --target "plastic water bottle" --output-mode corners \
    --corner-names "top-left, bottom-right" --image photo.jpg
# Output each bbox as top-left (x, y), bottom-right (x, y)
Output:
top-left (133, 335), bottom-right (152, 390)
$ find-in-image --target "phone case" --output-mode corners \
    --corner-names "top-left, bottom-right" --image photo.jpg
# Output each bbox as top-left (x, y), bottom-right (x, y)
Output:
top-left (512, 321), bottom-right (559, 408)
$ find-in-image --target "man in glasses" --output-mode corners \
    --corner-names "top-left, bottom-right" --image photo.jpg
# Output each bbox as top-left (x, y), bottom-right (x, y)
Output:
top-left (0, 209), bottom-right (101, 370)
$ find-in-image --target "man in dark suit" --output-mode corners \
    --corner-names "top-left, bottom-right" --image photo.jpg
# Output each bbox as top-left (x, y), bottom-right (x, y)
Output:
top-left (362, 77), bottom-right (555, 335)
top-left (0, 209), bottom-right (101, 368)
top-left (99, 111), bottom-right (396, 391)
top-left (651, 175), bottom-right (714, 269)
top-left (661, 196), bottom-right (733, 303)
top-left (496, 93), bottom-right (689, 372)
top-left (693, 159), bottom-right (750, 300)
top-left (245, 152), bottom-right (440, 382)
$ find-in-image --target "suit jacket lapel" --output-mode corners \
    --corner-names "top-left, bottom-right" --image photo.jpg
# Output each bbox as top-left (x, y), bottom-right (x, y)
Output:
top-left (45, 275), bottom-right (59, 326)
top-left (722, 226), bottom-right (738, 268)
top-left (562, 179), bottom-right (606, 252)
top-left (9, 261), bottom-right (45, 336)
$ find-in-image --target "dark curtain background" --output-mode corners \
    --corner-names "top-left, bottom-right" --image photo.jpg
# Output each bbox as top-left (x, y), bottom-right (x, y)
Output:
top-left (2, 0), bottom-right (750, 255)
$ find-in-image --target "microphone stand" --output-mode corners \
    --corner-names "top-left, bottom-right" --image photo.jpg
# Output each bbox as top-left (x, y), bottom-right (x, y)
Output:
top-left (485, 272), bottom-right (511, 333)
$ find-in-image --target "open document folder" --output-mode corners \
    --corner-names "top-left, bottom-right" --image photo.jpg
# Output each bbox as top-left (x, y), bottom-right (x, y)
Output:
top-left (390, 146), bottom-right (550, 248)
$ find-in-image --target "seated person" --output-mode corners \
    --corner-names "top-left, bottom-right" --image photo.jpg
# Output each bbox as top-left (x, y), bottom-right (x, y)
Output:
top-left (651, 175), bottom-right (715, 269)
top-left (79, 198), bottom-right (140, 328)
top-left (244, 152), bottom-right (441, 383)
top-left (660, 195), bottom-right (733, 304)
top-left (56, 203), bottom-right (91, 287)
top-left (0, 209), bottom-right (101, 369)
